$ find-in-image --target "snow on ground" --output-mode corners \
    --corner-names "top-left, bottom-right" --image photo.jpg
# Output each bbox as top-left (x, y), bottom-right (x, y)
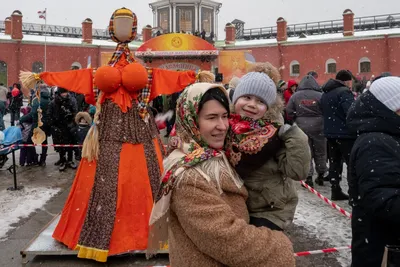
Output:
top-left (0, 187), bottom-right (60, 241)
top-left (294, 164), bottom-right (352, 267)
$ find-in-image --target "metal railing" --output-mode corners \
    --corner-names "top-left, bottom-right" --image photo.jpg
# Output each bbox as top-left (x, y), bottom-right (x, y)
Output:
top-left (0, 21), bottom-right (5, 33)
top-left (354, 13), bottom-right (400, 31)
top-left (242, 26), bottom-right (278, 40)
top-left (238, 13), bottom-right (400, 40)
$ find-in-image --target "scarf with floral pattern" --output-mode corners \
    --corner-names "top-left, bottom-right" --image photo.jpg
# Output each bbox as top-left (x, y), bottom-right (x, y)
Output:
top-left (226, 114), bottom-right (280, 167)
top-left (147, 82), bottom-right (239, 257)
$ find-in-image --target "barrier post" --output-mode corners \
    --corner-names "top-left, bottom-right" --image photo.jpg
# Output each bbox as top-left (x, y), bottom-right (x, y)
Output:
top-left (7, 150), bottom-right (23, 191)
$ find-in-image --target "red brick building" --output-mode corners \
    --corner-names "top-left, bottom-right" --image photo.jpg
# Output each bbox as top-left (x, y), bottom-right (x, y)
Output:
top-left (0, 8), bottom-right (400, 87)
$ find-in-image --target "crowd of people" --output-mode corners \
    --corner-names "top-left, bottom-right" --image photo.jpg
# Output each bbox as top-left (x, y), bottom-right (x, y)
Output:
top-left (1, 61), bottom-right (400, 266)
top-left (145, 66), bottom-right (400, 266)
top-left (226, 67), bottom-right (400, 266)
top-left (0, 76), bottom-right (95, 171)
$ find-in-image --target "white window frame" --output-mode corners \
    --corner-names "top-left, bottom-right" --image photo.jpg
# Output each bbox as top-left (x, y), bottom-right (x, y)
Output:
top-left (326, 58), bottom-right (337, 74)
top-left (290, 60), bottom-right (300, 77)
top-left (71, 62), bottom-right (82, 69)
top-left (359, 57), bottom-right (371, 73)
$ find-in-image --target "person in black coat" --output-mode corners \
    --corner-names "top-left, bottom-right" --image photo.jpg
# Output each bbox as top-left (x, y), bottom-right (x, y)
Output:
top-left (8, 83), bottom-right (24, 124)
top-left (347, 77), bottom-right (400, 267)
top-left (165, 92), bottom-right (180, 137)
top-left (47, 87), bottom-right (77, 171)
top-left (20, 84), bottom-right (51, 166)
top-left (321, 70), bottom-right (356, 201)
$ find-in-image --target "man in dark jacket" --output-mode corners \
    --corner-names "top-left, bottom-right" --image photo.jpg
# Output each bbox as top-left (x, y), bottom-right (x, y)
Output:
top-left (347, 77), bottom-right (400, 267)
top-left (321, 70), bottom-right (356, 200)
top-left (287, 75), bottom-right (327, 187)
top-left (20, 84), bottom-right (51, 166)
top-left (47, 87), bottom-right (77, 171)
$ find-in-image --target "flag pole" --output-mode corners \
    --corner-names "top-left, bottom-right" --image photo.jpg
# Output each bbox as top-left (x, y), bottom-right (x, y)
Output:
top-left (44, 8), bottom-right (47, 71)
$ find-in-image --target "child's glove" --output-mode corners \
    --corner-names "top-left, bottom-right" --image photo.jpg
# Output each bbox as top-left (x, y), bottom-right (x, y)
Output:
top-left (278, 124), bottom-right (292, 138)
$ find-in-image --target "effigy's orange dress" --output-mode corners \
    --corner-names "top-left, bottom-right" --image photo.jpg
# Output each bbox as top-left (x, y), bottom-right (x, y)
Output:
top-left (37, 54), bottom-right (195, 262)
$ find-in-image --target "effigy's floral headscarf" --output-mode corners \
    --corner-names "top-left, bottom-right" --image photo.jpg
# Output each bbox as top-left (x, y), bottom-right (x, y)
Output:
top-left (147, 82), bottom-right (242, 257)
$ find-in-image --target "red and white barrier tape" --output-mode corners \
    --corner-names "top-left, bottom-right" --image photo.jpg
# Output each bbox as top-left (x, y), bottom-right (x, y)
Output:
top-left (300, 180), bottom-right (352, 219)
top-left (1, 143), bottom-right (168, 153)
top-left (0, 143), bottom-right (83, 152)
top-left (294, 245), bottom-right (351, 257)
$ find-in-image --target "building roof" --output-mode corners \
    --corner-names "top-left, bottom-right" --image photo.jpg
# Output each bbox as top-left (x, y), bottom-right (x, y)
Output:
top-left (149, 0), bottom-right (222, 8)
top-left (219, 27), bottom-right (400, 48)
top-left (2, 25), bottom-right (400, 50)
top-left (232, 19), bottom-right (245, 24)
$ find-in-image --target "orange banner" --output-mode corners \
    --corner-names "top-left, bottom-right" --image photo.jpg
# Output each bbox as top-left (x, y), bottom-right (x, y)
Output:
top-left (137, 33), bottom-right (217, 52)
top-left (219, 50), bottom-right (253, 84)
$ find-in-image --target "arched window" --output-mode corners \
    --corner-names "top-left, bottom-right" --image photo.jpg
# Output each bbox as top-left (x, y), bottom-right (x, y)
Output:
top-left (0, 61), bottom-right (7, 86)
top-left (290, 60), bottom-right (300, 76)
top-left (326, 59), bottom-right (337, 74)
top-left (71, 62), bottom-right (82, 70)
top-left (32, 61), bottom-right (44, 73)
top-left (359, 57), bottom-right (371, 73)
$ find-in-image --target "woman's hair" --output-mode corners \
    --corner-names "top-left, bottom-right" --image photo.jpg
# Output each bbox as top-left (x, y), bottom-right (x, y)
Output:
top-left (198, 87), bottom-right (230, 116)
top-left (13, 83), bottom-right (21, 90)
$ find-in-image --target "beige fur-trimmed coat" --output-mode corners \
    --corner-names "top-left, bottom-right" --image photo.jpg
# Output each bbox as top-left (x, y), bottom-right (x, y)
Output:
top-left (169, 163), bottom-right (296, 267)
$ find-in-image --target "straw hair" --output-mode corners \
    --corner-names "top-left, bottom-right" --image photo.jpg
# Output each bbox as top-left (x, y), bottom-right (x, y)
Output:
top-left (248, 62), bottom-right (281, 85)
top-left (82, 92), bottom-right (102, 162)
top-left (19, 71), bottom-right (41, 97)
top-left (197, 71), bottom-right (215, 83)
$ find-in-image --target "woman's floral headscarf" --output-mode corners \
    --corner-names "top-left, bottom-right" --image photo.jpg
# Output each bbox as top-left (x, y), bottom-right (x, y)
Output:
top-left (147, 82), bottom-right (240, 257)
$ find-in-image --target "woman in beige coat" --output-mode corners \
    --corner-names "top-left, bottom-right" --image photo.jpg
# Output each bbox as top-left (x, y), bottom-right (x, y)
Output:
top-left (148, 82), bottom-right (295, 267)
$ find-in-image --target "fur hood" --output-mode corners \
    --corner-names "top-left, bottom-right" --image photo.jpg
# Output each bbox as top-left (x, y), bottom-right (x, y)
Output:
top-left (75, 112), bottom-right (92, 125)
top-left (264, 95), bottom-right (285, 125)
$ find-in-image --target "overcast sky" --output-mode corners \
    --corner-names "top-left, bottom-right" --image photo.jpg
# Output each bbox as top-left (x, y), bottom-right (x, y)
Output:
top-left (2, 0), bottom-right (400, 38)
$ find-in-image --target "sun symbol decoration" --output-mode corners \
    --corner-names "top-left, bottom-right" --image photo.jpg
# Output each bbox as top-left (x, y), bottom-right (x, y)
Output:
top-left (231, 56), bottom-right (240, 70)
top-left (171, 36), bottom-right (183, 48)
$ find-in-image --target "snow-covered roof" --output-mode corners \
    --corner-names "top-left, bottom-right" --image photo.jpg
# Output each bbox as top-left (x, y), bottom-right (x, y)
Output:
top-left (0, 32), bottom-right (141, 48)
top-left (2, 26), bottom-right (400, 50)
top-left (0, 33), bottom-right (11, 41)
top-left (217, 27), bottom-right (400, 48)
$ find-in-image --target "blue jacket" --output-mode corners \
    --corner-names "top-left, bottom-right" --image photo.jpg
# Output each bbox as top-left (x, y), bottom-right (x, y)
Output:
top-left (320, 79), bottom-right (355, 139)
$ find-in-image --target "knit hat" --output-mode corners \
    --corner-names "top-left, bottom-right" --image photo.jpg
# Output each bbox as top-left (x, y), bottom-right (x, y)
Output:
top-left (336, 70), bottom-right (352, 82)
top-left (369, 76), bottom-right (400, 112)
top-left (232, 72), bottom-right (277, 107)
top-left (277, 80), bottom-right (286, 88)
